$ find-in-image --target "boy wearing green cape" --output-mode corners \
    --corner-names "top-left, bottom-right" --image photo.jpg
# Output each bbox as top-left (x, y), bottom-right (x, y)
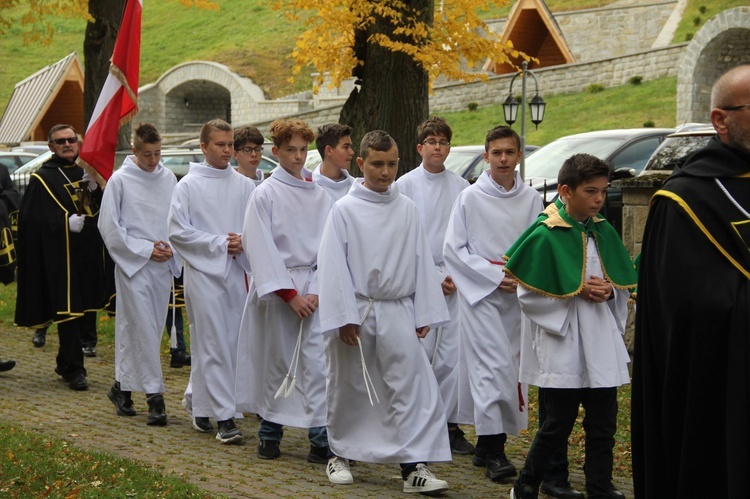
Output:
top-left (506, 153), bottom-right (636, 499)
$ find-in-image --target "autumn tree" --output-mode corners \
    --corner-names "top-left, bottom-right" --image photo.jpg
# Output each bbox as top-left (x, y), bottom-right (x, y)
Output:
top-left (274, 0), bottom-right (525, 175)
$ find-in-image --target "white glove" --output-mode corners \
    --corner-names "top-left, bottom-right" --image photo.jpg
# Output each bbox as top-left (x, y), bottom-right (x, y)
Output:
top-left (81, 171), bottom-right (97, 190)
top-left (68, 214), bottom-right (85, 233)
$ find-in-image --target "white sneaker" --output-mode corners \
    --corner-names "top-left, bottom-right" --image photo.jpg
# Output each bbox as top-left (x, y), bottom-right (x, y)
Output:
top-left (181, 397), bottom-right (192, 418)
top-left (326, 456), bottom-right (353, 485)
top-left (403, 464), bottom-right (448, 495)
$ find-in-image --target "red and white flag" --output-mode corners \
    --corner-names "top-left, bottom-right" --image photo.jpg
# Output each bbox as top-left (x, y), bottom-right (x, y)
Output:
top-left (77, 0), bottom-right (142, 184)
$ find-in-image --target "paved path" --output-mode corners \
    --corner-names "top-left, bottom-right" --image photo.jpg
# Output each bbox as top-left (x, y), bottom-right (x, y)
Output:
top-left (0, 325), bottom-right (634, 498)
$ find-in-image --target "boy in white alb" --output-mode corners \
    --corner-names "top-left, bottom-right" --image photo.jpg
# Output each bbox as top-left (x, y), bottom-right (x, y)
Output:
top-left (236, 118), bottom-right (334, 464)
top-left (396, 116), bottom-right (473, 455)
top-left (317, 130), bottom-right (451, 495)
top-left (233, 125), bottom-right (265, 185)
top-left (443, 126), bottom-right (542, 482)
top-left (168, 119), bottom-right (256, 444)
top-left (99, 123), bottom-right (182, 426)
top-left (311, 123), bottom-right (356, 202)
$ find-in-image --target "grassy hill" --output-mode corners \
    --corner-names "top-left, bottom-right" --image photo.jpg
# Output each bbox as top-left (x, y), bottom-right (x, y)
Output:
top-left (0, 0), bottom-right (738, 144)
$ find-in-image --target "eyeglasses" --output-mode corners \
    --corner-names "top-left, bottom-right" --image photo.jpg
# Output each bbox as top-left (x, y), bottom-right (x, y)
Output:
top-left (51, 137), bottom-right (77, 145)
top-left (423, 139), bottom-right (450, 148)
top-left (238, 146), bottom-right (263, 154)
top-left (720, 104), bottom-right (750, 111)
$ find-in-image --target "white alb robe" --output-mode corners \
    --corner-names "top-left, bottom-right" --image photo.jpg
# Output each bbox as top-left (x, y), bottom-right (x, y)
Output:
top-left (397, 165), bottom-right (470, 423)
top-left (312, 163), bottom-right (356, 202)
top-left (518, 236), bottom-right (631, 389)
top-left (98, 157), bottom-right (181, 394)
top-left (443, 170), bottom-right (542, 435)
top-left (236, 166), bottom-right (333, 428)
top-left (317, 180), bottom-right (452, 464)
top-left (168, 162), bottom-right (255, 421)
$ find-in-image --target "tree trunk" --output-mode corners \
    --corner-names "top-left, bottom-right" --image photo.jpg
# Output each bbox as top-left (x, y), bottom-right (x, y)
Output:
top-left (340, 0), bottom-right (432, 177)
top-left (83, 0), bottom-right (129, 148)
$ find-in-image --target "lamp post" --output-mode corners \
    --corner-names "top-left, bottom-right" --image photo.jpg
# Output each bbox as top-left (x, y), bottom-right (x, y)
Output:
top-left (502, 60), bottom-right (546, 181)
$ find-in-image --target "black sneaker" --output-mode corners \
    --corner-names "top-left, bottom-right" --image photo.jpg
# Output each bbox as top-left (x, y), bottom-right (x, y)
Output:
top-left (68, 373), bottom-right (89, 391)
top-left (257, 440), bottom-right (281, 459)
top-left (0, 358), bottom-right (16, 372)
top-left (472, 446), bottom-right (488, 467)
top-left (82, 346), bottom-right (97, 357)
top-left (486, 453), bottom-right (517, 482)
top-left (146, 394), bottom-right (167, 426)
top-left (307, 444), bottom-right (331, 464)
top-left (540, 481), bottom-right (584, 499)
top-left (107, 382), bottom-right (136, 416)
top-left (193, 417), bottom-right (213, 433)
top-left (216, 418), bottom-right (243, 444)
top-left (32, 329), bottom-right (46, 347)
top-left (449, 426), bottom-right (475, 455)
top-left (510, 483), bottom-right (539, 499)
top-left (170, 350), bottom-right (191, 368)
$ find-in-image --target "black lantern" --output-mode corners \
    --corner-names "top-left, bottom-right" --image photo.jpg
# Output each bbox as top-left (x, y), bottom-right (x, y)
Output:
top-left (529, 93), bottom-right (546, 129)
top-left (502, 95), bottom-right (520, 125)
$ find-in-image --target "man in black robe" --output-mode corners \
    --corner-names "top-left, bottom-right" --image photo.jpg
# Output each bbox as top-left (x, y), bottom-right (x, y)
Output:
top-left (632, 65), bottom-right (750, 498)
top-left (14, 124), bottom-right (106, 390)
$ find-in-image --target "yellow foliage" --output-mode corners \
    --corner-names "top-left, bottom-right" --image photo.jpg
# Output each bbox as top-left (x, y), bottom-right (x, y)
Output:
top-left (269, 0), bottom-right (530, 92)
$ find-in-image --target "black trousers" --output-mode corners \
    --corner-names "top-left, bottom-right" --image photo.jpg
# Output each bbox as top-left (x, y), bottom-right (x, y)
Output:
top-left (519, 387), bottom-right (617, 498)
top-left (56, 317), bottom-right (86, 379)
top-left (538, 387), bottom-right (572, 482)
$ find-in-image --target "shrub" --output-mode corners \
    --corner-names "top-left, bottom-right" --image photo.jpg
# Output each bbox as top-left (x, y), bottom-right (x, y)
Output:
top-left (693, 16), bottom-right (701, 26)
top-left (629, 76), bottom-right (643, 85)
top-left (467, 102), bottom-right (478, 111)
top-left (685, 33), bottom-right (694, 41)
top-left (586, 83), bottom-right (605, 94)
top-left (699, 5), bottom-right (707, 14)
top-left (643, 120), bottom-right (655, 128)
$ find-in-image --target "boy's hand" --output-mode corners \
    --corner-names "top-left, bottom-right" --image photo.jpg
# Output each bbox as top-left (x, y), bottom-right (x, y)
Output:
top-left (441, 275), bottom-right (457, 296)
top-left (287, 294), bottom-right (316, 319)
top-left (498, 276), bottom-right (518, 294)
top-left (581, 276), bottom-right (613, 303)
top-left (227, 233), bottom-right (243, 255)
top-left (416, 325), bottom-right (430, 338)
top-left (150, 240), bottom-right (173, 262)
top-left (339, 324), bottom-right (359, 346)
top-left (305, 294), bottom-right (318, 310)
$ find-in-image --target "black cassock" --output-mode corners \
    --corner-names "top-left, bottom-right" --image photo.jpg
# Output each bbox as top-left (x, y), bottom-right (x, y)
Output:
top-left (632, 137), bottom-right (750, 498)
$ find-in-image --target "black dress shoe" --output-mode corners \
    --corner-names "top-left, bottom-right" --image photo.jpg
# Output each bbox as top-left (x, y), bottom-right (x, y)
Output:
top-left (541, 480), bottom-right (585, 499)
top-left (68, 373), bottom-right (89, 391)
top-left (82, 346), bottom-right (97, 357)
top-left (608, 488), bottom-right (626, 498)
top-left (170, 350), bottom-right (191, 368)
top-left (32, 329), bottom-right (46, 347)
top-left (0, 358), bottom-right (16, 372)
top-left (107, 381), bottom-right (136, 416)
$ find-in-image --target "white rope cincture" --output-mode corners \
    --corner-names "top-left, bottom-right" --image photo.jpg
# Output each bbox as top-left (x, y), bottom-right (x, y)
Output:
top-left (274, 318), bottom-right (304, 399)
top-left (715, 178), bottom-right (750, 218)
top-left (169, 278), bottom-right (177, 349)
top-left (357, 297), bottom-right (380, 406)
top-left (430, 326), bottom-right (443, 369)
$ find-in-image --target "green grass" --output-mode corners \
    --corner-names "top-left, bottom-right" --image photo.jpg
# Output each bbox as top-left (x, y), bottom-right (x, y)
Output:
top-left (447, 76), bottom-right (677, 147)
top-left (0, 422), bottom-right (215, 498)
top-left (0, 0), bottom-right (619, 115)
top-left (671, 0), bottom-right (748, 43)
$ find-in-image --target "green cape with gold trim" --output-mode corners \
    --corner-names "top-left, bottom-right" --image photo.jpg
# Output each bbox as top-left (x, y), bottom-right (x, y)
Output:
top-left (503, 203), bottom-right (637, 298)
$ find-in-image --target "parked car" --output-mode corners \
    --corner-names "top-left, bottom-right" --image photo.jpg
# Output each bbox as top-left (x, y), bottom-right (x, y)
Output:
top-left (639, 123), bottom-right (715, 176)
top-left (180, 137), bottom-right (279, 173)
top-left (444, 144), bottom-right (539, 183)
top-left (10, 143), bottom-right (50, 156)
top-left (0, 151), bottom-right (37, 175)
top-left (523, 128), bottom-right (674, 234)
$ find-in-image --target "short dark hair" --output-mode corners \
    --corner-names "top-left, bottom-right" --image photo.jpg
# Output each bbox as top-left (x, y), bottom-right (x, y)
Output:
top-left (558, 153), bottom-right (610, 189)
top-left (269, 118), bottom-right (315, 147)
top-left (133, 123), bottom-right (162, 149)
top-left (315, 123), bottom-right (352, 156)
top-left (484, 126), bottom-right (520, 151)
top-left (47, 124), bottom-right (77, 143)
top-left (200, 119), bottom-right (232, 145)
top-left (233, 126), bottom-right (264, 150)
top-left (359, 130), bottom-right (397, 160)
top-left (417, 116), bottom-right (452, 144)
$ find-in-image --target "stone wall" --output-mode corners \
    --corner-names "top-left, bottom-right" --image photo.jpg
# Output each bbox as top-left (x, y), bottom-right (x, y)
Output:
top-left (616, 176), bottom-right (667, 257)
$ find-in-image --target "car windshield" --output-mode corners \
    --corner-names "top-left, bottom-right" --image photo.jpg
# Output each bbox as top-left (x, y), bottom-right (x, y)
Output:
top-left (644, 135), bottom-right (712, 171)
top-left (444, 150), bottom-right (481, 176)
top-left (524, 137), bottom-right (625, 180)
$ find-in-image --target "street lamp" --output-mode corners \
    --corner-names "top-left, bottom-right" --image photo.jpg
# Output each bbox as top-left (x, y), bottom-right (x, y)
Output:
top-left (502, 60), bottom-right (546, 181)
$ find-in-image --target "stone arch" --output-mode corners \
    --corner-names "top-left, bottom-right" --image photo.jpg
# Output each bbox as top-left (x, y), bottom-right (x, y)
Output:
top-left (677, 7), bottom-right (750, 124)
top-left (136, 61), bottom-right (266, 135)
